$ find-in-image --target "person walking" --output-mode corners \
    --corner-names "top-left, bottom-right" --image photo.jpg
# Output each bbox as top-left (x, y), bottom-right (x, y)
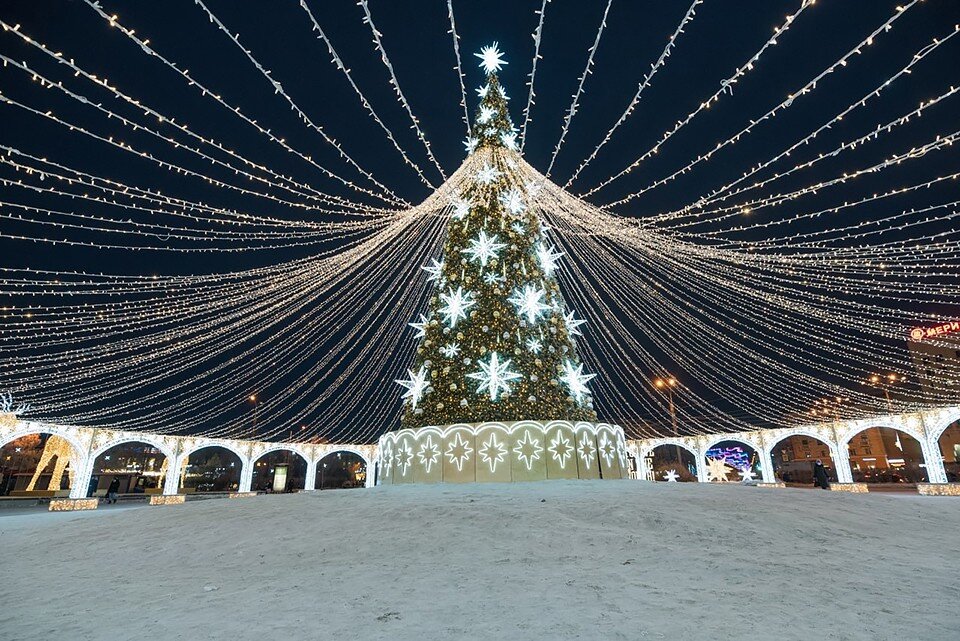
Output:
top-left (812, 459), bottom-right (830, 490)
top-left (106, 477), bottom-right (121, 504)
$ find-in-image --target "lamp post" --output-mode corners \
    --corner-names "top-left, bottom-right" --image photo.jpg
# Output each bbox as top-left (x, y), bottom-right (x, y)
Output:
top-left (248, 394), bottom-right (259, 438)
top-left (653, 376), bottom-right (681, 465)
top-left (866, 373), bottom-right (907, 413)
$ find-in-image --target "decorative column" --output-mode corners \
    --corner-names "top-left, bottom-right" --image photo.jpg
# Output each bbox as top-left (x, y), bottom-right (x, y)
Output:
top-left (921, 439), bottom-right (947, 484)
top-left (163, 457), bottom-right (182, 495)
top-left (238, 460), bottom-right (253, 493)
top-left (696, 453), bottom-right (708, 483)
top-left (304, 460), bottom-right (318, 491)
top-left (365, 459), bottom-right (375, 488)
top-left (759, 448), bottom-right (776, 483)
top-left (69, 455), bottom-right (94, 499)
top-left (832, 440), bottom-right (854, 484)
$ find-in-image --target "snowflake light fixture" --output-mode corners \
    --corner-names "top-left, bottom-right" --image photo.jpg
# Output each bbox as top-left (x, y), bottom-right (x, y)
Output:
top-left (509, 284), bottom-right (551, 324)
top-left (475, 42), bottom-right (508, 74)
top-left (464, 230), bottom-right (506, 267)
top-left (467, 352), bottom-right (522, 401)
top-left (475, 162), bottom-right (502, 184)
top-left (408, 314), bottom-right (429, 339)
top-left (477, 105), bottom-right (496, 124)
top-left (439, 342), bottom-right (461, 358)
top-left (536, 243), bottom-right (563, 276)
top-left (498, 188), bottom-right (525, 215)
top-left (561, 359), bottom-right (595, 403)
top-left (439, 286), bottom-right (476, 329)
top-left (396, 366), bottom-right (429, 409)
top-left (563, 310), bottom-right (587, 337)
top-left (452, 196), bottom-right (473, 221)
top-left (422, 258), bottom-right (444, 282)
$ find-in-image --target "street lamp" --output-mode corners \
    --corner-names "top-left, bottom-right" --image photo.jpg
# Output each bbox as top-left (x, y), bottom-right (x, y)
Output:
top-left (866, 373), bottom-right (906, 413)
top-left (653, 376), bottom-right (681, 464)
top-left (248, 394), bottom-right (259, 438)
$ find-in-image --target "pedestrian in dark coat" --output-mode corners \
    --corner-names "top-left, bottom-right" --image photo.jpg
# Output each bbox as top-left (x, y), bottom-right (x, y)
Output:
top-left (106, 477), bottom-right (121, 504)
top-left (813, 459), bottom-right (830, 489)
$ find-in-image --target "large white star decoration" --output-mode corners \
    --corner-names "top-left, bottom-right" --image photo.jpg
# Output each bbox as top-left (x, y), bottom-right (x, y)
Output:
top-left (417, 436), bottom-right (441, 474)
top-left (464, 136), bottom-right (478, 155)
top-left (475, 42), bottom-right (508, 74)
top-left (706, 457), bottom-right (732, 482)
top-left (478, 433), bottom-right (508, 473)
top-left (475, 161), bottom-right (502, 184)
top-left (509, 284), bottom-right (550, 324)
top-left (598, 433), bottom-right (616, 467)
top-left (663, 469), bottom-right (680, 482)
top-left (396, 366), bottom-right (429, 409)
top-left (395, 443), bottom-right (413, 476)
top-left (477, 105), bottom-right (496, 124)
top-left (513, 430), bottom-right (543, 471)
top-left (452, 196), bottom-right (473, 221)
top-left (408, 314), bottom-right (428, 338)
top-left (578, 433), bottom-right (596, 468)
top-left (445, 432), bottom-right (474, 472)
top-left (536, 243), bottom-right (564, 276)
top-left (439, 286), bottom-right (476, 329)
top-left (525, 337), bottom-right (542, 354)
top-left (467, 351), bottom-right (522, 401)
top-left (498, 188), bottom-right (525, 215)
top-left (422, 258), bottom-right (444, 282)
top-left (501, 131), bottom-right (518, 150)
top-left (476, 84), bottom-right (490, 98)
top-left (738, 468), bottom-right (756, 482)
top-left (563, 310), bottom-right (587, 337)
top-left (561, 359), bottom-right (595, 403)
top-left (464, 230), bottom-right (506, 267)
top-left (548, 432), bottom-right (575, 469)
top-left (439, 342), bottom-right (460, 358)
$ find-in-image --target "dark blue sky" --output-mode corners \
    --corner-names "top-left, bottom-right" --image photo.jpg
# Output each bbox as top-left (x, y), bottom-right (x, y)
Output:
top-left (1, 0), bottom-right (958, 440)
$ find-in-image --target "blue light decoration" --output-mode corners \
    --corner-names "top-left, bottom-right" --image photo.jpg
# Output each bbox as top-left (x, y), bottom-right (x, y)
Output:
top-left (705, 445), bottom-right (754, 472)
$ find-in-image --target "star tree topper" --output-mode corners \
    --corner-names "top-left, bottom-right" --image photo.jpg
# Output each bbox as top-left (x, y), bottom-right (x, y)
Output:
top-left (475, 42), bottom-right (508, 74)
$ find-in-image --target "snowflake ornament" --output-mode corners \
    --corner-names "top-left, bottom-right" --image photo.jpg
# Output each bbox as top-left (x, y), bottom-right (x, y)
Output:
top-left (396, 366), bottom-right (429, 409)
top-left (408, 314), bottom-right (429, 338)
top-left (439, 342), bottom-right (461, 358)
top-left (422, 258), bottom-right (444, 282)
top-left (525, 337), bottom-right (543, 354)
top-left (663, 469), bottom-right (680, 482)
top-left (509, 284), bottom-right (551, 324)
top-left (464, 230), bottom-right (506, 267)
top-left (511, 221), bottom-right (526, 234)
top-left (467, 352), bottom-right (522, 401)
top-left (439, 286), bottom-right (476, 329)
top-left (477, 105), bottom-right (496, 125)
top-left (483, 271), bottom-right (506, 285)
top-left (475, 162), bottom-right (503, 184)
top-left (452, 196), bottom-right (473, 221)
top-left (476, 84), bottom-right (490, 98)
top-left (561, 359), bottom-right (595, 403)
top-left (563, 310), bottom-right (587, 337)
top-left (498, 188), bottom-right (525, 215)
top-left (475, 42), bottom-right (508, 74)
top-left (464, 136), bottom-right (479, 155)
top-left (536, 243), bottom-right (563, 276)
top-left (501, 131), bottom-right (518, 150)
top-left (739, 468), bottom-right (756, 482)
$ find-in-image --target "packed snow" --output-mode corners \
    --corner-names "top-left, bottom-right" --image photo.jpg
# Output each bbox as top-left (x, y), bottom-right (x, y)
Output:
top-left (1, 480), bottom-right (957, 640)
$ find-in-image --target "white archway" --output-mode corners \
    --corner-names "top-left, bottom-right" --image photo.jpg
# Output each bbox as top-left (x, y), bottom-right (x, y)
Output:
top-left (0, 425), bottom-right (86, 496)
top-left (841, 423), bottom-right (931, 484)
top-left (765, 430), bottom-right (841, 485)
top-left (315, 448), bottom-right (371, 489)
top-left (178, 443), bottom-right (249, 494)
top-left (702, 436), bottom-right (764, 482)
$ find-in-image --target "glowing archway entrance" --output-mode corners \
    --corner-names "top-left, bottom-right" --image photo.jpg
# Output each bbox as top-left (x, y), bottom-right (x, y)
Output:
top-left (648, 443), bottom-right (698, 481)
top-left (937, 420), bottom-right (960, 482)
top-left (181, 446), bottom-right (243, 493)
top-left (846, 426), bottom-right (928, 483)
top-left (769, 435), bottom-right (837, 486)
top-left (316, 451), bottom-right (366, 489)
top-left (87, 441), bottom-right (167, 498)
top-left (0, 433), bottom-right (77, 496)
top-left (704, 440), bottom-right (760, 482)
top-left (251, 450), bottom-right (307, 492)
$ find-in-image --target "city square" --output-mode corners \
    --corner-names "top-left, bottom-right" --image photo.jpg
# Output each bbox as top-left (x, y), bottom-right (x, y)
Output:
top-left (1, 1), bottom-right (959, 639)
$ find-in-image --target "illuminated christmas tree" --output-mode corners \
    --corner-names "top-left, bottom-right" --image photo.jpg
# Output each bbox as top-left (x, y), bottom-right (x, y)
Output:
top-left (397, 44), bottom-right (598, 429)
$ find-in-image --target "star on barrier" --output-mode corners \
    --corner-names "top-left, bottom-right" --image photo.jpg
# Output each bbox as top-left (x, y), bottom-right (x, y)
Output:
top-left (394, 443), bottom-right (413, 477)
top-left (548, 432), bottom-right (575, 469)
top-left (417, 436), bottom-right (441, 474)
top-left (578, 433), bottom-right (596, 468)
top-left (478, 433), bottom-right (509, 473)
top-left (513, 430), bottom-right (543, 471)
top-left (598, 433), bottom-right (616, 468)
top-left (445, 432), bottom-right (474, 472)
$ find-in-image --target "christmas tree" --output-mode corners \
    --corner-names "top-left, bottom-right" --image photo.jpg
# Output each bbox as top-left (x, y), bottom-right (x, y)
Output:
top-left (396, 43), bottom-right (598, 429)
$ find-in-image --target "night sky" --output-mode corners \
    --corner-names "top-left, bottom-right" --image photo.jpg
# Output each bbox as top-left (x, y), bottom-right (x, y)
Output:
top-left (1, 0), bottom-right (958, 441)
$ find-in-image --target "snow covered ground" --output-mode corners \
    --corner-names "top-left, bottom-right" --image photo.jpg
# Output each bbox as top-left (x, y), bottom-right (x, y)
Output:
top-left (1, 480), bottom-right (957, 641)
